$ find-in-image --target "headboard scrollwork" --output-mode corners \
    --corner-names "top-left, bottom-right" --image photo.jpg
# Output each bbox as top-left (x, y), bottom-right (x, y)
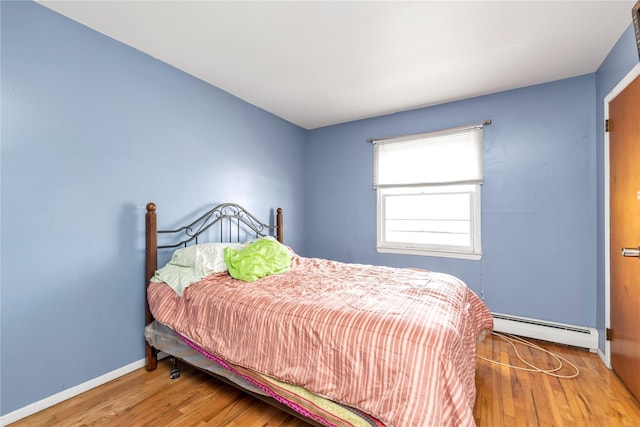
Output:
top-left (152, 202), bottom-right (281, 249)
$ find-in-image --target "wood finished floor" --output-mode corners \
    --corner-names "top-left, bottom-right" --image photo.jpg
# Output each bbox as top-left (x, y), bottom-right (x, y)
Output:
top-left (10, 334), bottom-right (640, 426)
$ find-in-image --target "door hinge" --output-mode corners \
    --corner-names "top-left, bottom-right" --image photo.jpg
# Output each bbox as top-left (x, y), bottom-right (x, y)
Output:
top-left (605, 119), bottom-right (611, 132)
top-left (606, 328), bottom-right (612, 341)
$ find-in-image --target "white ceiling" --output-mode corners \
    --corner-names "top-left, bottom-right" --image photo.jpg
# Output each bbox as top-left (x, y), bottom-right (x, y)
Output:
top-left (37, 1), bottom-right (635, 130)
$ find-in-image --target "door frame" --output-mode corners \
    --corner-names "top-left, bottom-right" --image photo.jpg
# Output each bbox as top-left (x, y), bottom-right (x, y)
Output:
top-left (604, 62), bottom-right (640, 368)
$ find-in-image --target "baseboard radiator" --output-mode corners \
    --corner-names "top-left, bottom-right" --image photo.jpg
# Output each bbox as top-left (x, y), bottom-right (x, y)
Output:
top-left (492, 312), bottom-right (599, 352)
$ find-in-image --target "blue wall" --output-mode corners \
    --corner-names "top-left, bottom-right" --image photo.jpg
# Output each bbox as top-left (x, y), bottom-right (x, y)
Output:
top-left (594, 24), bottom-right (639, 350)
top-left (1, 1), bottom-right (306, 415)
top-left (306, 76), bottom-right (598, 326)
top-left (2, 0), bottom-right (639, 419)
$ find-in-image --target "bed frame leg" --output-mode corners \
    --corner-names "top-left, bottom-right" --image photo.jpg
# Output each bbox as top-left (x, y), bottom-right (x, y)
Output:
top-left (146, 342), bottom-right (158, 371)
top-left (169, 357), bottom-right (181, 380)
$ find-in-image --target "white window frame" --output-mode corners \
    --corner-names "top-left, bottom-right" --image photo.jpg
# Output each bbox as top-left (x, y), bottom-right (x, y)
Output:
top-left (377, 184), bottom-right (482, 259)
top-left (372, 122), bottom-right (486, 260)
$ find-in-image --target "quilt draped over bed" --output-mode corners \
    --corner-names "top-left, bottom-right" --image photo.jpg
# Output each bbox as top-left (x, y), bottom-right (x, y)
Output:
top-left (148, 254), bottom-right (493, 427)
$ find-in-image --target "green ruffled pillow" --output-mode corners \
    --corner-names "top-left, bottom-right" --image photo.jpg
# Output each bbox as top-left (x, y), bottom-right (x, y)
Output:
top-left (224, 237), bottom-right (291, 282)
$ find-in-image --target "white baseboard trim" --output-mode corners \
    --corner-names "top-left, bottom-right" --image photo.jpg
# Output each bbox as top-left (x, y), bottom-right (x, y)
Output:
top-left (597, 348), bottom-right (609, 368)
top-left (0, 358), bottom-right (145, 426)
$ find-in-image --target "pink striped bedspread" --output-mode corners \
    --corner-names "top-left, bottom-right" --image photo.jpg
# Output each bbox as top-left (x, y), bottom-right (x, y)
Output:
top-left (148, 254), bottom-right (493, 427)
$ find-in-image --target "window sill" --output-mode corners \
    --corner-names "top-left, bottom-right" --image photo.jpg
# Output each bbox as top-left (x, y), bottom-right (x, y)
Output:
top-left (376, 246), bottom-right (482, 260)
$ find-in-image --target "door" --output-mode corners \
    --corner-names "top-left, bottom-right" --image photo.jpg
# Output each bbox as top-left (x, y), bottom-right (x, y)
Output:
top-left (609, 72), bottom-right (640, 401)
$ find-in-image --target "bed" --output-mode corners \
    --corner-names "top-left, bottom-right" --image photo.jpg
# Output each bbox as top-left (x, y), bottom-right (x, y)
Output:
top-left (144, 202), bottom-right (493, 427)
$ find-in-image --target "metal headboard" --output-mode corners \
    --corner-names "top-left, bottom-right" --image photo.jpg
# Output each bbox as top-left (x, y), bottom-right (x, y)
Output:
top-left (154, 202), bottom-right (281, 249)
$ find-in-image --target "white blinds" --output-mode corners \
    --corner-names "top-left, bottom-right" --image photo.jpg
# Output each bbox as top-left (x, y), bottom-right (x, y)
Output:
top-left (373, 124), bottom-right (484, 188)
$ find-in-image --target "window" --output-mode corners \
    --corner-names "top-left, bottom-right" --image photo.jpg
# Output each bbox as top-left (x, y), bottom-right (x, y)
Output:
top-left (372, 123), bottom-right (485, 259)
